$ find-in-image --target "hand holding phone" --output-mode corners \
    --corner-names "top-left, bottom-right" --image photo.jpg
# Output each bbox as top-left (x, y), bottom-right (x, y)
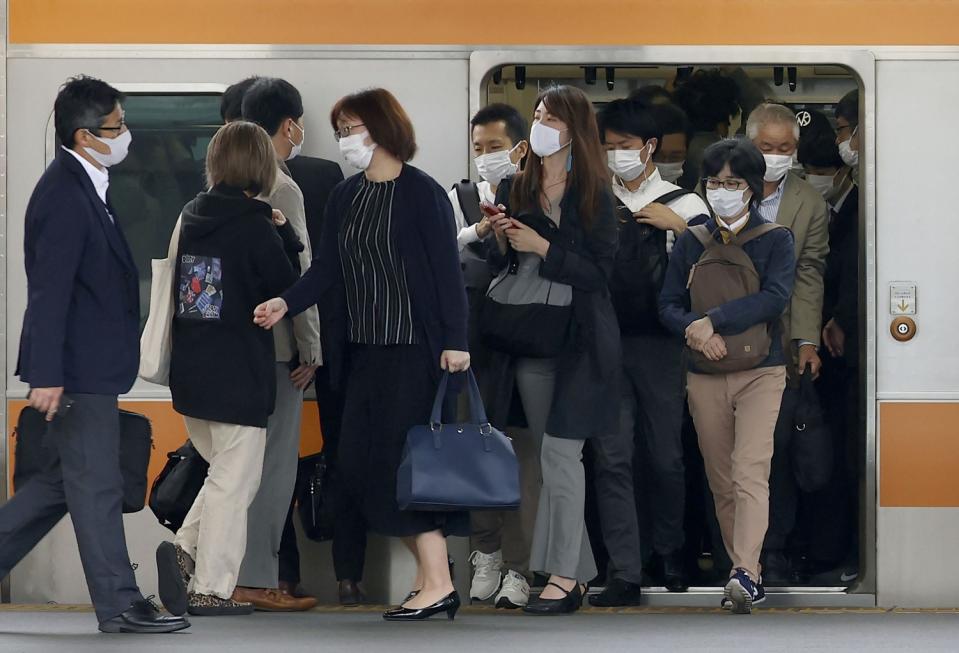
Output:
top-left (480, 201), bottom-right (501, 217)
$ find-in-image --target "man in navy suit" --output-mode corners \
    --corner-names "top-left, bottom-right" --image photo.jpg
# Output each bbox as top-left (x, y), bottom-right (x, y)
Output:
top-left (0, 76), bottom-right (189, 634)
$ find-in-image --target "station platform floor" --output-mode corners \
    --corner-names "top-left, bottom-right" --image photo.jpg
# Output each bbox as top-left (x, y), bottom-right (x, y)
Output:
top-left (1, 604), bottom-right (957, 652)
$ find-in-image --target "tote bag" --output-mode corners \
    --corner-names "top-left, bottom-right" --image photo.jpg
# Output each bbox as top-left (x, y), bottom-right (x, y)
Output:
top-left (139, 219), bottom-right (181, 385)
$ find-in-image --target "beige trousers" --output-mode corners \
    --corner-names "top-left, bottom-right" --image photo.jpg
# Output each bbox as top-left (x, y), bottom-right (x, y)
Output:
top-left (174, 417), bottom-right (266, 599)
top-left (686, 366), bottom-right (787, 579)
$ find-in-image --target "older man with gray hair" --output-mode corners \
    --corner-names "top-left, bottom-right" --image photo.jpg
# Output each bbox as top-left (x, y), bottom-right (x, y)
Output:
top-left (746, 102), bottom-right (830, 585)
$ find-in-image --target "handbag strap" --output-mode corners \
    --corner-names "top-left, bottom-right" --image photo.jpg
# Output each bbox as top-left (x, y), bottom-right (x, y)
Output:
top-left (167, 216), bottom-right (182, 259)
top-left (429, 369), bottom-right (491, 430)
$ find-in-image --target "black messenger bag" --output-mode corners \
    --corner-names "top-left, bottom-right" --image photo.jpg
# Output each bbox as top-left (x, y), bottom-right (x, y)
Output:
top-left (12, 406), bottom-right (154, 513)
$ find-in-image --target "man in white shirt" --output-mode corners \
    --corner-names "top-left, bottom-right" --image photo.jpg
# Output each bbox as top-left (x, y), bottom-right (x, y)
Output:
top-left (448, 104), bottom-right (540, 610)
top-left (590, 98), bottom-right (711, 607)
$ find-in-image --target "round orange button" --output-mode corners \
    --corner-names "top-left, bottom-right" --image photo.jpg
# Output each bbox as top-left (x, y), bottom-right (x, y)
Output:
top-left (891, 317), bottom-right (917, 342)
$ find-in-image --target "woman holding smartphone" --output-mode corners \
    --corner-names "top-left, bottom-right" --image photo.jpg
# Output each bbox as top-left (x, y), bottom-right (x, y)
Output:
top-left (485, 85), bottom-right (620, 615)
top-left (253, 88), bottom-right (470, 622)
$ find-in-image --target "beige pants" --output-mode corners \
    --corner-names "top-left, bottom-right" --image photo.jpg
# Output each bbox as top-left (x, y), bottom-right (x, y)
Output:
top-left (174, 417), bottom-right (267, 599)
top-left (686, 366), bottom-right (787, 579)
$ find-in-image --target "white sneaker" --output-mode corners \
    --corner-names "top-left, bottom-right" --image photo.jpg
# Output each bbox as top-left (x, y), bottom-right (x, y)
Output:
top-left (494, 569), bottom-right (530, 609)
top-left (469, 550), bottom-right (503, 601)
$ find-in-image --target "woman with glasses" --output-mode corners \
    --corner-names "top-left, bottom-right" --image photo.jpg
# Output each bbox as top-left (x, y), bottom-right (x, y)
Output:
top-left (253, 88), bottom-right (470, 622)
top-left (658, 139), bottom-right (796, 615)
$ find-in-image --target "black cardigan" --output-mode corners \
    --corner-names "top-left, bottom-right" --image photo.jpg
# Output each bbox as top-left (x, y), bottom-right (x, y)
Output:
top-left (484, 178), bottom-right (621, 440)
top-left (170, 186), bottom-right (299, 427)
top-left (282, 164), bottom-right (469, 387)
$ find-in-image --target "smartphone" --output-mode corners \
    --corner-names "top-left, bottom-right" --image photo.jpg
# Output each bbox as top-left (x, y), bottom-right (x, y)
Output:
top-left (480, 201), bottom-right (501, 218)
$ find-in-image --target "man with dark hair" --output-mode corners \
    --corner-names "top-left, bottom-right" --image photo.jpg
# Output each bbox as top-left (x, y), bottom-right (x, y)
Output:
top-left (673, 69), bottom-right (743, 188)
top-left (834, 90), bottom-right (860, 170)
top-left (220, 76), bottom-right (260, 123)
top-left (229, 77), bottom-right (321, 612)
top-left (0, 76), bottom-right (189, 633)
top-left (628, 84), bottom-right (672, 106)
top-left (649, 103), bottom-right (692, 186)
top-left (589, 98), bottom-right (710, 607)
top-left (450, 102), bottom-right (532, 610)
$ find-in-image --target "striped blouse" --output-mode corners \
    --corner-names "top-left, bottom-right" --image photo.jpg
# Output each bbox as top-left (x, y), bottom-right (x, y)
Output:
top-left (339, 176), bottom-right (417, 345)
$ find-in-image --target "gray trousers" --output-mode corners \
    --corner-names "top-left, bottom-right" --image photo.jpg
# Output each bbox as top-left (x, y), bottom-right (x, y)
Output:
top-left (518, 358), bottom-right (597, 583)
top-left (0, 394), bottom-right (142, 622)
top-left (237, 363), bottom-right (304, 588)
top-left (470, 426), bottom-right (541, 578)
top-left (592, 335), bottom-right (686, 583)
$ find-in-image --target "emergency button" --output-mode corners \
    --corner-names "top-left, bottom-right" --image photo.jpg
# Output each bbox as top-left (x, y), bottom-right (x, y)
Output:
top-left (890, 317), bottom-right (917, 342)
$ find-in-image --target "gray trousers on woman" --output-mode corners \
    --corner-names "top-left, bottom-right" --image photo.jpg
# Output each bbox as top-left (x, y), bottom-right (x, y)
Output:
top-left (516, 358), bottom-right (597, 584)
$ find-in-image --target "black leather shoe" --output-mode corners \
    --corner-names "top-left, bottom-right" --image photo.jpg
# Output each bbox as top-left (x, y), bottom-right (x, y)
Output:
top-left (523, 582), bottom-right (583, 615)
top-left (98, 599), bottom-right (191, 634)
top-left (339, 580), bottom-right (367, 606)
top-left (663, 551), bottom-right (690, 593)
top-left (588, 578), bottom-right (642, 607)
top-left (760, 551), bottom-right (792, 586)
top-left (383, 591), bottom-right (460, 621)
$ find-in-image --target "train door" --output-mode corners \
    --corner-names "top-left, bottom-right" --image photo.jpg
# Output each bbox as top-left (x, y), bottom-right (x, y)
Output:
top-left (469, 48), bottom-right (875, 607)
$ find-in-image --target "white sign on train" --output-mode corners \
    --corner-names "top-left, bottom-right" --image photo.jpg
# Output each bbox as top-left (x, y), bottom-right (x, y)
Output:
top-left (890, 282), bottom-right (917, 316)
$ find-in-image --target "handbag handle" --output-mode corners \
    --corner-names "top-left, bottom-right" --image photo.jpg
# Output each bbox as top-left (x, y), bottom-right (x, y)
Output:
top-left (429, 369), bottom-right (491, 433)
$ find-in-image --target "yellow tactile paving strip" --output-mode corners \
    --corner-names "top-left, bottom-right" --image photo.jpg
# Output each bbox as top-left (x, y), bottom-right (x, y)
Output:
top-left (2, 604), bottom-right (958, 615)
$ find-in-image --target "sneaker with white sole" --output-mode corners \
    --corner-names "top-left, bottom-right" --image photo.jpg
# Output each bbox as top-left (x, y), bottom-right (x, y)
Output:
top-left (494, 569), bottom-right (530, 609)
top-left (724, 568), bottom-right (759, 615)
top-left (469, 550), bottom-right (503, 601)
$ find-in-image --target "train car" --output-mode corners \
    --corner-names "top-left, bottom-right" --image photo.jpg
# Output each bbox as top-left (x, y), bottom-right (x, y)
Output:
top-left (0, 0), bottom-right (957, 612)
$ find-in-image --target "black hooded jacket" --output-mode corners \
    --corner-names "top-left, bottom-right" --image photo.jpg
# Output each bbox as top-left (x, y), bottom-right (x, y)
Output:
top-left (170, 185), bottom-right (299, 427)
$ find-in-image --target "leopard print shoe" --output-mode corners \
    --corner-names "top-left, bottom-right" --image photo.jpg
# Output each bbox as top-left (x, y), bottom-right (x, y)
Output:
top-left (187, 592), bottom-right (255, 616)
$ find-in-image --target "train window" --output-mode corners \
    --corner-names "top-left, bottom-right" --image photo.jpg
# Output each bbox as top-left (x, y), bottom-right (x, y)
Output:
top-left (107, 93), bottom-right (223, 331)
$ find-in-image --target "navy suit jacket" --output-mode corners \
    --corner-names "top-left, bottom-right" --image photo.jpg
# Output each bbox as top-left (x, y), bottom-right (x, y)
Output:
top-left (16, 151), bottom-right (141, 394)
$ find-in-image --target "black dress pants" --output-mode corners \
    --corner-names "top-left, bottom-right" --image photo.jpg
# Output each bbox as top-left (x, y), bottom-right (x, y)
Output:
top-left (0, 394), bottom-right (142, 622)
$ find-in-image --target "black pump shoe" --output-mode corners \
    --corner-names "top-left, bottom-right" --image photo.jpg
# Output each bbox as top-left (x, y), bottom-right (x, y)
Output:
top-left (383, 591), bottom-right (460, 621)
top-left (523, 582), bottom-right (582, 615)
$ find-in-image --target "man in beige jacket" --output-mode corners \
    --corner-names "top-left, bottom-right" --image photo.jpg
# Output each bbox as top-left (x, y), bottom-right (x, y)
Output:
top-left (748, 103), bottom-right (830, 583)
top-left (232, 78), bottom-right (322, 611)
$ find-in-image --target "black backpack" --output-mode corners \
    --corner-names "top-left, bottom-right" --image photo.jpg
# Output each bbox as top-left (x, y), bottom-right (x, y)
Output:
top-left (453, 180), bottom-right (493, 290)
top-left (13, 406), bottom-right (154, 513)
top-left (610, 188), bottom-right (699, 336)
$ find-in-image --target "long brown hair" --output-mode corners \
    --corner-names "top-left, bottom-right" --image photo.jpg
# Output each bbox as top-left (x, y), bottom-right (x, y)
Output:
top-left (510, 85), bottom-right (609, 229)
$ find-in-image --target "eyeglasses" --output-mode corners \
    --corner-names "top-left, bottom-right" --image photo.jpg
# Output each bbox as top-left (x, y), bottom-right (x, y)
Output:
top-left (333, 123), bottom-right (365, 141)
top-left (703, 177), bottom-right (749, 191)
top-left (89, 120), bottom-right (126, 134)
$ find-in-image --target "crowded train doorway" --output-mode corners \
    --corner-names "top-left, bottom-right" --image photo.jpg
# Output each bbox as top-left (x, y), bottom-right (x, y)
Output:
top-left (470, 50), bottom-right (873, 606)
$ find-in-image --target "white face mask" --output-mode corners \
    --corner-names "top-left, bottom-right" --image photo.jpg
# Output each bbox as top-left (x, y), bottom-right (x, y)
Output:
top-left (84, 129), bottom-right (132, 168)
top-left (805, 173), bottom-right (835, 199)
top-left (706, 187), bottom-right (750, 220)
top-left (474, 145), bottom-right (520, 186)
top-left (657, 160), bottom-right (684, 183)
top-left (286, 121), bottom-right (305, 161)
top-left (338, 132), bottom-right (377, 170)
top-left (607, 143), bottom-right (653, 182)
top-left (839, 138), bottom-right (859, 168)
top-left (530, 121), bottom-right (569, 158)
top-left (763, 153), bottom-right (793, 182)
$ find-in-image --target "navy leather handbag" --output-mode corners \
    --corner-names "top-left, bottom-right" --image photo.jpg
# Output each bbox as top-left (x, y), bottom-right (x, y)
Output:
top-left (397, 370), bottom-right (520, 512)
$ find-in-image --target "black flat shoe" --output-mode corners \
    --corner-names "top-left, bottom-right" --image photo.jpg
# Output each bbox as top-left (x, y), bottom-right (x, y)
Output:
top-left (663, 551), bottom-right (690, 593)
top-left (156, 542), bottom-right (189, 616)
top-left (383, 591), bottom-right (460, 621)
top-left (339, 580), bottom-right (367, 606)
top-left (588, 578), bottom-right (642, 607)
top-left (98, 599), bottom-right (191, 634)
top-left (523, 582), bottom-right (582, 615)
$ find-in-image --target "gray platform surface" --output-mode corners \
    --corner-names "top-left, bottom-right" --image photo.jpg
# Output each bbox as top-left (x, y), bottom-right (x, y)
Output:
top-left (0, 606), bottom-right (957, 652)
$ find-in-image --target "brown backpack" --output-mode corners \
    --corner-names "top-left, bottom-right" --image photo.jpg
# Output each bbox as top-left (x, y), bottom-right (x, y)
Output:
top-left (686, 222), bottom-right (785, 373)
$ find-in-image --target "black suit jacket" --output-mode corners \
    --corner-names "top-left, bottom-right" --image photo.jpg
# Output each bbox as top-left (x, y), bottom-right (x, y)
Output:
top-left (285, 155), bottom-right (345, 256)
top-left (16, 151), bottom-right (140, 394)
top-left (823, 186), bottom-right (859, 362)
